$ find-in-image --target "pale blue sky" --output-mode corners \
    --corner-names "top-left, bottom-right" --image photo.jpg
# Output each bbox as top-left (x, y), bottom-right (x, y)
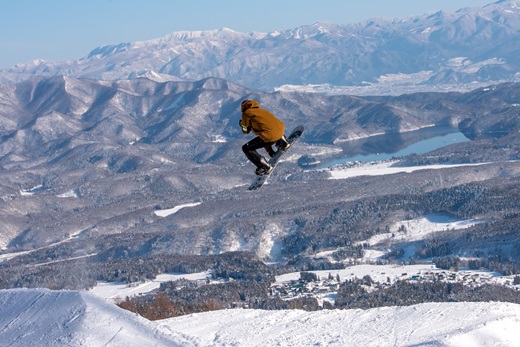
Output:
top-left (0, 0), bottom-right (493, 68)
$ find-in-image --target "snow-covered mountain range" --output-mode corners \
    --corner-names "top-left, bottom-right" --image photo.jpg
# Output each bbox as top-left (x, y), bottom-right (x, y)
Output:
top-left (2, 0), bottom-right (520, 93)
top-left (1, 74), bottom-right (518, 255)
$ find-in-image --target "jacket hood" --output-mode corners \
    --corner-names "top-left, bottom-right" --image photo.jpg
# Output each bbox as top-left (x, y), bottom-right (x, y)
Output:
top-left (241, 99), bottom-right (260, 112)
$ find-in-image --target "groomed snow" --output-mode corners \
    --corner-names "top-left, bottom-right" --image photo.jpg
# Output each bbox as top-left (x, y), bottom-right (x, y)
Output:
top-left (2, 288), bottom-right (520, 347)
top-left (164, 303), bottom-right (520, 347)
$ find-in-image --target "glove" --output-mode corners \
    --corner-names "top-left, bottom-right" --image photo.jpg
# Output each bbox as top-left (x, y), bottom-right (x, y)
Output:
top-left (239, 119), bottom-right (249, 133)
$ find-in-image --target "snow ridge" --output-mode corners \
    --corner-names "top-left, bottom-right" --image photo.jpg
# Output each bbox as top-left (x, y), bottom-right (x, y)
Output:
top-left (0, 288), bottom-right (194, 347)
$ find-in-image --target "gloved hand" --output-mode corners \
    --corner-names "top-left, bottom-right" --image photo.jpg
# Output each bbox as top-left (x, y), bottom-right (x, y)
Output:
top-left (239, 119), bottom-right (249, 133)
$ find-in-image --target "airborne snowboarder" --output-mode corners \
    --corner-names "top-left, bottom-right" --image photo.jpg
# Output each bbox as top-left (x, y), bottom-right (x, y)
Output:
top-left (239, 99), bottom-right (290, 176)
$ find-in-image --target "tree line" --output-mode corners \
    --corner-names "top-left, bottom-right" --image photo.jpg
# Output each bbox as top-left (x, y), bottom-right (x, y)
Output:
top-left (334, 276), bottom-right (520, 309)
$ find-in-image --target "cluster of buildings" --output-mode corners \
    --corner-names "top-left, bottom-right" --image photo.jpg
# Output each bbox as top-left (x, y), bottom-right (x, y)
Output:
top-left (268, 268), bottom-right (520, 305)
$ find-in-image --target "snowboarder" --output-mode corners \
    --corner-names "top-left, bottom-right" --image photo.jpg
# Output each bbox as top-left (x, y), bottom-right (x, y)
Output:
top-left (239, 100), bottom-right (290, 175)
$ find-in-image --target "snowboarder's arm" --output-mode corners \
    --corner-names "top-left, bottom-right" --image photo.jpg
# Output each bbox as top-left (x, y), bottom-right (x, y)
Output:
top-left (240, 116), bottom-right (251, 134)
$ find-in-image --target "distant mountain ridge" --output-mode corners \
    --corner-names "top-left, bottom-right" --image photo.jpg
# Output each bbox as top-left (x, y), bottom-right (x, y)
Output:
top-left (1, 0), bottom-right (520, 92)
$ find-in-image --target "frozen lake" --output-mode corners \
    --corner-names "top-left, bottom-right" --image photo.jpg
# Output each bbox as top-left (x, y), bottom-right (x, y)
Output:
top-left (316, 126), bottom-right (469, 168)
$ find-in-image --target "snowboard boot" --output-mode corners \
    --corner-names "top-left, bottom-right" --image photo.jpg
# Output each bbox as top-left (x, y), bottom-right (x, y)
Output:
top-left (255, 157), bottom-right (273, 176)
top-left (275, 135), bottom-right (291, 152)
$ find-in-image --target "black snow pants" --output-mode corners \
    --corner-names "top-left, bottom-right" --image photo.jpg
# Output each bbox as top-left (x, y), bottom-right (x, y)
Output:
top-left (242, 136), bottom-right (276, 168)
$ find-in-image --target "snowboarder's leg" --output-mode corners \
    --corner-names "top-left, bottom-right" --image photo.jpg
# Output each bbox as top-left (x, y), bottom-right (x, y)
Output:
top-left (242, 137), bottom-right (275, 174)
top-left (242, 136), bottom-right (265, 167)
top-left (264, 145), bottom-right (276, 158)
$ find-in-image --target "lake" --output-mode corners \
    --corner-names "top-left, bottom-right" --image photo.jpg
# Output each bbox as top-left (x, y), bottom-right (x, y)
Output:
top-left (314, 126), bottom-right (470, 168)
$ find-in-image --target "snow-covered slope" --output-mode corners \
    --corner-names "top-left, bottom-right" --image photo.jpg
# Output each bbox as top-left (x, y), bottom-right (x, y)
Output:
top-left (1, 288), bottom-right (520, 347)
top-left (165, 303), bottom-right (520, 347)
top-left (0, 288), bottom-right (195, 347)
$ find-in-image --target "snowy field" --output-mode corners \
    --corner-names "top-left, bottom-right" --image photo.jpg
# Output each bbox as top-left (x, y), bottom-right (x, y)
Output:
top-left (358, 213), bottom-right (482, 261)
top-left (1, 287), bottom-right (520, 347)
top-left (154, 202), bottom-right (202, 217)
top-left (326, 160), bottom-right (495, 179)
top-left (91, 271), bottom-right (211, 300)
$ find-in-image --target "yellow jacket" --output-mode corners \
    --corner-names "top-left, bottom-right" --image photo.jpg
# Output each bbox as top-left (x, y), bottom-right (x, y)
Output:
top-left (240, 100), bottom-right (284, 142)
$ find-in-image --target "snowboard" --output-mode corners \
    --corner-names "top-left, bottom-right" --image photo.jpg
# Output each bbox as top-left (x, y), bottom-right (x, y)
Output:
top-left (248, 125), bottom-right (304, 191)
